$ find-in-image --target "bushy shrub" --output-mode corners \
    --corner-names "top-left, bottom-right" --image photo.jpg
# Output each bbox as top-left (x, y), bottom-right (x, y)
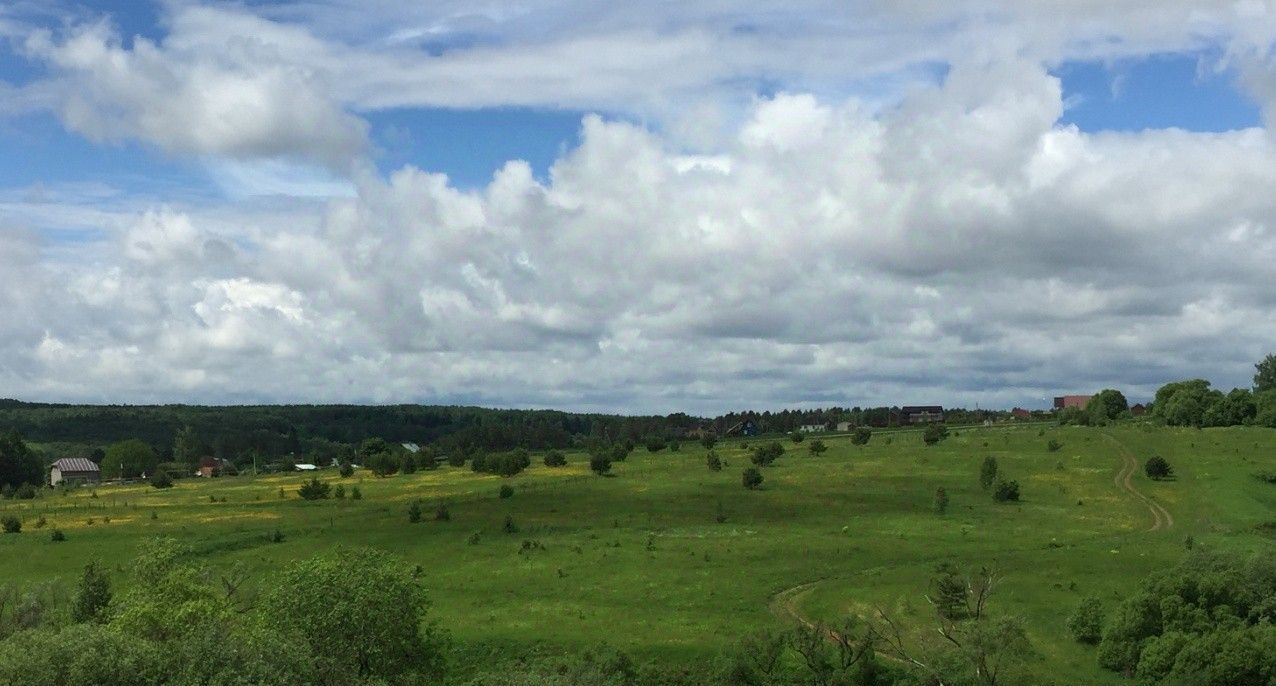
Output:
top-left (503, 515), bottom-right (519, 534)
top-left (706, 451), bottom-right (722, 471)
top-left (922, 423), bottom-right (949, 445)
top-left (14, 483), bottom-right (36, 499)
top-left (1047, 439), bottom-right (1063, 452)
top-left (790, 431), bottom-right (804, 443)
top-left (1066, 596), bottom-right (1104, 644)
top-left (400, 453), bottom-right (418, 475)
top-left (71, 561), bottom-right (112, 623)
top-left (334, 484), bottom-right (345, 499)
top-left (49, 528), bottom-right (66, 542)
top-left (261, 548), bottom-right (444, 683)
top-left (590, 454), bottom-right (612, 476)
top-left (473, 451), bottom-right (531, 477)
top-left (700, 434), bottom-right (717, 450)
top-left (350, 486), bottom-right (362, 500)
top-left (934, 487), bottom-right (949, 514)
top-left (993, 479), bottom-right (1020, 502)
top-left (543, 450), bottom-right (567, 467)
top-left (150, 470), bottom-right (173, 489)
top-left (807, 439), bottom-right (828, 455)
top-left (979, 456), bottom-right (999, 490)
top-left (499, 484), bottom-right (514, 499)
top-left (407, 500), bottom-right (423, 523)
top-left (434, 504), bottom-right (450, 521)
top-left (1, 516), bottom-right (20, 534)
top-left (1145, 455), bottom-right (1173, 480)
top-left (297, 478), bottom-right (330, 500)
top-left (750, 442), bottom-right (785, 466)
top-left (742, 467), bottom-right (763, 490)
top-left (851, 427), bottom-right (872, 445)
top-left (447, 451), bottom-right (467, 467)
top-left (339, 462), bottom-right (354, 477)
top-left (645, 437), bottom-right (667, 453)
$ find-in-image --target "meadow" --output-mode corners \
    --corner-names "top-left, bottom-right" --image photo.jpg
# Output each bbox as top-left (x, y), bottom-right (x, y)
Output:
top-left (2, 423), bottom-right (1273, 683)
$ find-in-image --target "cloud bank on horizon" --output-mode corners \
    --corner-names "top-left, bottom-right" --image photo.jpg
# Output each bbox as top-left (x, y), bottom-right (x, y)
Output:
top-left (3, 1), bottom-right (1276, 413)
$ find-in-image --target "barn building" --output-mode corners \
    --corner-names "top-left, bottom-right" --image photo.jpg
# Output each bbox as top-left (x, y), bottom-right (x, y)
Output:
top-left (49, 458), bottom-right (101, 486)
top-left (899, 406), bottom-right (944, 424)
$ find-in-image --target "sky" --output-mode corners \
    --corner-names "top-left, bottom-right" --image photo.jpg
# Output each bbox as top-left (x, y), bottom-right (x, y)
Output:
top-left (3, 1), bottom-right (1276, 414)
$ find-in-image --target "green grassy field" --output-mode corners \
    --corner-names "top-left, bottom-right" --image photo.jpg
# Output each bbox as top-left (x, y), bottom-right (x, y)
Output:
top-left (2, 423), bottom-right (1273, 682)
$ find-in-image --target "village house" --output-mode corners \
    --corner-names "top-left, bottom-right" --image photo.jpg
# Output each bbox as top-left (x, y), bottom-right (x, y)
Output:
top-left (899, 406), bottom-right (944, 424)
top-left (835, 422), bottom-right (852, 432)
top-left (725, 419), bottom-right (759, 437)
top-left (1053, 395), bottom-right (1092, 410)
top-left (49, 457), bottom-right (100, 486)
top-left (1011, 407), bottom-right (1032, 419)
top-left (798, 424), bottom-right (827, 433)
top-left (195, 456), bottom-right (236, 478)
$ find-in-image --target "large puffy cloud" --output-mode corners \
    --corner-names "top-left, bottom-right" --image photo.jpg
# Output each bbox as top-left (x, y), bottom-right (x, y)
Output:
top-left (6, 52), bottom-right (1276, 411)
top-left (9, 1), bottom-right (1276, 164)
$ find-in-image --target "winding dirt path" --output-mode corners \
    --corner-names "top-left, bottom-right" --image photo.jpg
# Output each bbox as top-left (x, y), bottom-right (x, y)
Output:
top-left (1102, 433), bottom-right (1174, 532)
top-left (771, 431), bottom-right (1176, 647)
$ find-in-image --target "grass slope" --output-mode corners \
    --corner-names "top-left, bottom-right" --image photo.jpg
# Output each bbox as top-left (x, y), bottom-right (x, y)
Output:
top-left (2, 424), bottom-right (1273, 683)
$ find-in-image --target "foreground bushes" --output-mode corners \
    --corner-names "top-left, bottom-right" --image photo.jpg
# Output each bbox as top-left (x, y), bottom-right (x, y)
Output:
top-left (0, 538), bottom-right (443, 686)
top-left (1097, 550), bottom-right (1276, 684)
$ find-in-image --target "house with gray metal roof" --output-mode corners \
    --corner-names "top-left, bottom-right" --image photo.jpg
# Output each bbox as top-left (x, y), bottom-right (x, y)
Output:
top-left (50, 457), bottom-right (101, 486)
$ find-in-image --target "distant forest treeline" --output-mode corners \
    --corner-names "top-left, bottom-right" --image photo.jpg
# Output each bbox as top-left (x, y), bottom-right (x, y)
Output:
top-left (0, 399), bottom-right (1004, 463)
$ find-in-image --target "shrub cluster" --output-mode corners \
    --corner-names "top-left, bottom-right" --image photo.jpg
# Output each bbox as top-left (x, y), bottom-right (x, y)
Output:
top-left (750, 442), bottom-right (785, 466)
top-left (472, 449), bottom-right (532, 477)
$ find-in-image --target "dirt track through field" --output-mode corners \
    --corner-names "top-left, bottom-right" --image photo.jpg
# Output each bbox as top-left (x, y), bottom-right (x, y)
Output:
top-left (770, 431), bottom-right (1175, 655)
top-left (1102, 433), bottom-right (1174, 531)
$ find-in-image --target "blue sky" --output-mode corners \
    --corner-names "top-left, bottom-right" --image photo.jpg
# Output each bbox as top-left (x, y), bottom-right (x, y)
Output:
top-left (3, 1), bottom-right (1276, 412)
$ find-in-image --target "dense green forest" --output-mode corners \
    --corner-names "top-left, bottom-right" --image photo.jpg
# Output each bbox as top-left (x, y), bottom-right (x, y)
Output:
top-left (0, 400), bottom-right (1003, 468)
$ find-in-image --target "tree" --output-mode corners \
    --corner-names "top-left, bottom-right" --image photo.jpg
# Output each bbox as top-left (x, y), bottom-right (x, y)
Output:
top-left (751, 442), bottom-right (785, 466)
top-left (359, 438), bottom-right (398, 477)
top-left (71, 561), bottom-right (112, 623)
top-left (1086, 389), bottom-right (1129, 423)
top-left (1, 516), bottom-right (20, 534)
top-left (150, 470), bottom-right (173, 489)
top-left (993, 479), bottom-right (1020, 502)
top-left (1152, 379), bottom-right (1219, 426)
top-left (1202, 388), bottom-right (1256, 426)
top-left (934, 487), bottom-right (950, 515)
top-left (498, 484), bottom-right (513, 499)
top-left (923, 423), bottom-right (949, 446)
top-left (700, 434), bottom-right (717, 450)
top-left (851, 427), bottom-right (872, 445)
top-left (543, 450), bottom-right (567, 467)
top-left (1145, 455), bottom-right (1173, 480)
top-left (590, 453), bottom-right (612, 476)
top-left (261, 548), bottom-right (444, 683)
top-left (400, 453), bottom-right (418, 475)
top-left (790, 431), bottom-right (804, 443)
top-left (297, 478), bottom-right (331, 500)
top-left (1254, 353), bottom-right (1276, 393)
top-left (706, 451), bottom-right (722, 471)
top-left (407, 500), bottom-right (422, 523)
top-left (1066, 597), bottom-right (1104, 644)
top-left (645, 436), bottom-right (667, 453)
top-left (979, 456), bottom-right (998, 490)
top-left (171, 425), bottom-right (200, 470)
top-left (101, 439), bottom-right (159, 480)
top-left (339, 462), bottom-right (354, 478)
top-left (742, 467), bottom-right (763, 490)
top-left (808, 439), bottom-right (828, 455)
